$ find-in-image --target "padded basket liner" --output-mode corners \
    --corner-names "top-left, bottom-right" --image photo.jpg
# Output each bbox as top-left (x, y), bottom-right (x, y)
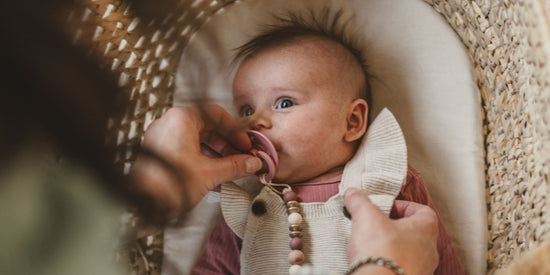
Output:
top-left (62, 0), bottom-right (550, 274)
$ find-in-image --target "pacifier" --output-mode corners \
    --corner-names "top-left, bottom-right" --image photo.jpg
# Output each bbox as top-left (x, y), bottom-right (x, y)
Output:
top-left (247, 130), bottom-right (278, 182)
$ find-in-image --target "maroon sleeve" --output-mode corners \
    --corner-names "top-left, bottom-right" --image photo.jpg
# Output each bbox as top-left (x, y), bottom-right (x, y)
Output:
top-left (392, 166), bottom-right (465, 275)
top-left (191, 218), bottom-right (241, 275)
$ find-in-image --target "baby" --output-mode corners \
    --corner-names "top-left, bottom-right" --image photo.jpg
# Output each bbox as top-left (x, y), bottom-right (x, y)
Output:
top-left (192, 10), bottom-right (464, 275)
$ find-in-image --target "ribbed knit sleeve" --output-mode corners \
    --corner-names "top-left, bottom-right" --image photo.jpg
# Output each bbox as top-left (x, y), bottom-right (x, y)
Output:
top-left (191, 218), bottom-right (241, 275)
top-left (394, 166), bottom-right (465, 275)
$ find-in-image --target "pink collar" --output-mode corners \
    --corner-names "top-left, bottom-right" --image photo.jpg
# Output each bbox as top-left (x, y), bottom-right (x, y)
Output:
top-left (292, 174), bottom-right (342, 187)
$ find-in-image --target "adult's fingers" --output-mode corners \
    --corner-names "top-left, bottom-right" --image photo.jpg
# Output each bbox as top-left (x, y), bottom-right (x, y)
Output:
top-left (196, 105), bottom-right (252, 152)
top-left (200, 131), bottom-right (243, 157)
top-left (343, 187), bottom-right (387, 222)
top-left (205, 154), bottom-right (263, 185)
top-left (140, 107), bottom-right (201, 159)
top-left (393, 200), bottom-right (439, 236)
top-left (392, 200), bottom-right (433, 218)
top-left (142, 106), bottom-right (250, 161)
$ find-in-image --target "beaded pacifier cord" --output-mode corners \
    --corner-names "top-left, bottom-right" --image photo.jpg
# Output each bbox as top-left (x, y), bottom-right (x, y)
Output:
top-left (259, 175), bottom-right (305, 274)
top-left (248, 130), bottom-right (306, 274)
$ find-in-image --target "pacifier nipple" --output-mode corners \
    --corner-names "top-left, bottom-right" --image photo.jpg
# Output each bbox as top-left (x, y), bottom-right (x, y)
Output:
top-left (247, 130), bottom-right (278, 182)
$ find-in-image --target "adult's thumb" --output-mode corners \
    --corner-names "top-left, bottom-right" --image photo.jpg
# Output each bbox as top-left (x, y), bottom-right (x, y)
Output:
top-left (207, 154), bottom-right (262, 184)
top-left (343, 187), bottom-right (386, 221)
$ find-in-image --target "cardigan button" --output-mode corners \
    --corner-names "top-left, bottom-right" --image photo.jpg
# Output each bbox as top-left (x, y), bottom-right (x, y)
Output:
top-left (251, 200), bottom-right (267, 216)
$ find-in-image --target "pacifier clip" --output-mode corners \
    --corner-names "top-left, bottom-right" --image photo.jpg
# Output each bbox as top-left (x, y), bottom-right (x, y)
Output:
top-left (248, 130), bottom-right (306, 274)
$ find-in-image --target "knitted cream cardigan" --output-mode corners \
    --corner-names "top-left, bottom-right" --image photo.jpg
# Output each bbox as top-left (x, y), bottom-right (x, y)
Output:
top-left (221, 108), bottom-right (407, 274)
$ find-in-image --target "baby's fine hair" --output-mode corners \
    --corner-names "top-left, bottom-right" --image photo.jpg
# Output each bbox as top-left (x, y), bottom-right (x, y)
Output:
top-left (233, 7), bottom-right (372, 117)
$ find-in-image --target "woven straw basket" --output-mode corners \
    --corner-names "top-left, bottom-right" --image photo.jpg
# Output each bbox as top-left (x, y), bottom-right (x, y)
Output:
top-left (62, 0), bottom-right (550, 274)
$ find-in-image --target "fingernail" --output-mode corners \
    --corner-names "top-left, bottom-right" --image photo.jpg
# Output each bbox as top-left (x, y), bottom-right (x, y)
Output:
top-left (246, 157), bottom-right (262, 173)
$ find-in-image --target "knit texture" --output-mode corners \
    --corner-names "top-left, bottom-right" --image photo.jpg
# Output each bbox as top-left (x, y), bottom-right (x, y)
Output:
top-left (221, 109), bottom-right (407, 274)
top-left (193, 166), bottom-right (464, 275)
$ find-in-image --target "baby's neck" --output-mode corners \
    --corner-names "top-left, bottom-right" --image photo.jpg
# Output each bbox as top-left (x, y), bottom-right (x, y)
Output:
top-left (298, 165), bottom-right (345, 184)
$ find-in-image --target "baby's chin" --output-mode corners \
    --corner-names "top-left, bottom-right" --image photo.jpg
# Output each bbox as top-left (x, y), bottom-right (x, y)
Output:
top-left (272, 172), bottom-right (301, 185)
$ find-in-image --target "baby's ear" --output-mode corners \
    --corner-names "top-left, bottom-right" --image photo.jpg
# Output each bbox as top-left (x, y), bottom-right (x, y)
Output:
top-left (344, 99), bottom-right (368, 142)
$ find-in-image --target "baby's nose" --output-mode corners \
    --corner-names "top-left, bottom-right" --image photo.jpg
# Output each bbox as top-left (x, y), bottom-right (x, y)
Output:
top-left (250, 111), bottom-right (272, 130)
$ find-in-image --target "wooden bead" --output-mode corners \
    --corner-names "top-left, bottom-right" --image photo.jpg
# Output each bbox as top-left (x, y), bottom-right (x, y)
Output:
top-left (288, 212), bottom-right (302, 225)
top-left (283, 189), bottom-right (306, 269)
top-left (287, 206), bottom-right (300, 214)
top-left (289, 230), bottom-right (302, 238)
top-left (289, 265), bottom-right (302, 275)
top-left (286, 200), bottom-right (300, 208)
top-left (289, 224), bottom-right (302, 231)
top-left (283, 190), bottom-right (298, 202)
top-left (290, 237), bottom-right (303, 250)
top-left (288, 250), bottom-right (305, 265)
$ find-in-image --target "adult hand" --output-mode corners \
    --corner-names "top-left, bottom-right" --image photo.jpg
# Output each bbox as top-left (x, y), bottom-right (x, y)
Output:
top-left (344, 187), bottom-right (439, 275)
top-left (130, 105), bottom-right (262, 222)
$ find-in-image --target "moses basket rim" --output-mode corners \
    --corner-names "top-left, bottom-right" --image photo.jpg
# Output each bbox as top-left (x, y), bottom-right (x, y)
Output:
top-left (63, 0), bottom-right (550, 274)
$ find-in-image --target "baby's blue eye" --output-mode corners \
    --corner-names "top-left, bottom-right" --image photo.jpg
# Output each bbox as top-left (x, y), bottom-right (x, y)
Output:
top-left (239, 105), bottom-right (254, 117)
top-left (275, 98), bottom-right (294, 109)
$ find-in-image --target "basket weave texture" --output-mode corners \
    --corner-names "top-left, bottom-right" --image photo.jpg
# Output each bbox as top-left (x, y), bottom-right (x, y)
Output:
top-left (63, 0), bottom-right (550, 274)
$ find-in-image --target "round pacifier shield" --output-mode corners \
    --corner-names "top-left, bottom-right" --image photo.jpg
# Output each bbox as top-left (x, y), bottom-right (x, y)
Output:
top-left (247, 130), bottom-right (278, 181)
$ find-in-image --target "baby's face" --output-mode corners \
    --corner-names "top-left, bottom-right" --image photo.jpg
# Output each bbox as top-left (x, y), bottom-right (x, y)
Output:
top-left (233, 38), bottom-right (362, 184)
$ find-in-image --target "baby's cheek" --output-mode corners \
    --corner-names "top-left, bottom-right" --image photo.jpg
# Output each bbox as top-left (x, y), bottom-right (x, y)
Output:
top-left (279, 115), bottom-right (326, 154)
top-left (290, 132), bottom-right (314, 151)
